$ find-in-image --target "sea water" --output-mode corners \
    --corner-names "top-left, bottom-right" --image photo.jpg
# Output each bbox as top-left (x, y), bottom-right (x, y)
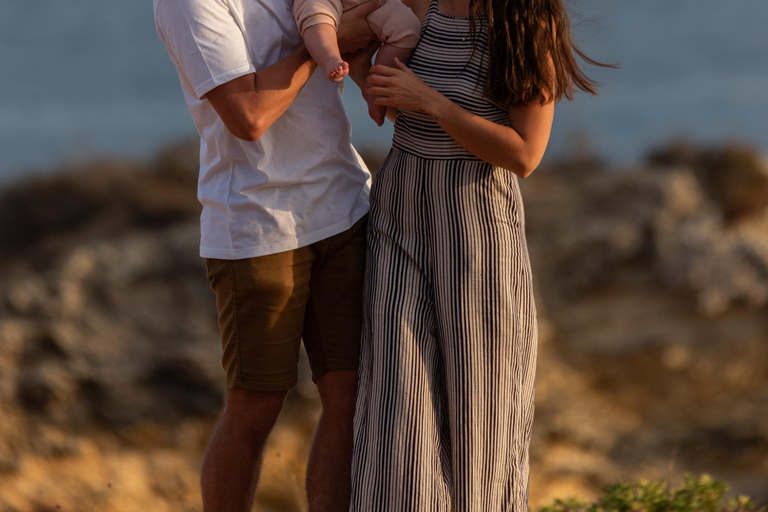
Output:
top-left (0, 0), bottom-right (766, 180)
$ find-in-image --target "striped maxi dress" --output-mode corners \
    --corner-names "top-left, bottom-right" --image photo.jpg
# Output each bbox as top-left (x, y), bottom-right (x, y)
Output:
top-left (350, 1), bottom-right (539, 511)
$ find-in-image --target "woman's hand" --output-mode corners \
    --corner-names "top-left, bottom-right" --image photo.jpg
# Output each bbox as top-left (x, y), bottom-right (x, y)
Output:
top-left (367, 58), bottom-right (443, 114)
top-left (369, 58), bottom-right (554, 178)
top-left (337, 0), bottom-right (383, 54)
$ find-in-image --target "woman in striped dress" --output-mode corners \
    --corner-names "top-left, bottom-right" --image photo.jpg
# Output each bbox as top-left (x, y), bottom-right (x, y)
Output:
top-left (350, 0), bottom-right (606, 510)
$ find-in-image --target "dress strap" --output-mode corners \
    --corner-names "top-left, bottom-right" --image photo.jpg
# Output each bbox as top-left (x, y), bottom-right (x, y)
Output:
top-left (423, 0), bottom-right (439, 24)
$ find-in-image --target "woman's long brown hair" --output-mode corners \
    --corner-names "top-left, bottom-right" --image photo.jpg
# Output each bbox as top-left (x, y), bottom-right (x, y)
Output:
top-left (468, 0), bottom-right (614, 106)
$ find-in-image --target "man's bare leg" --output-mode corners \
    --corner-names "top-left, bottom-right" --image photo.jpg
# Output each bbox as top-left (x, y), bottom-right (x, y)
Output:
top-left (304, 23), bottom-right (349, 82)
top-left (201, 388), bottom-right (287, 512)
top-left (306, 370), bottom-right (358, 512)
top-left (364, 44), bottom-right (415, 125)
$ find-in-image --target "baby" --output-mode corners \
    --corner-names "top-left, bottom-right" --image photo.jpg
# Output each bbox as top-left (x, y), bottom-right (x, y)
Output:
top-left (293, 0), bottom-right (421, 124)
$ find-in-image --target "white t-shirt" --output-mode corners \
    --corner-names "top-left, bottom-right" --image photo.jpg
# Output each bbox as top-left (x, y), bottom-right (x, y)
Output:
top-left (154, 0), bottom-right (371, 259)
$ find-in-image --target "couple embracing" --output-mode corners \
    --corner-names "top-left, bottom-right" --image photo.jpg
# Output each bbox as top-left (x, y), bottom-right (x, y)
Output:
top-left (155, 0), bottom-right (601, 509)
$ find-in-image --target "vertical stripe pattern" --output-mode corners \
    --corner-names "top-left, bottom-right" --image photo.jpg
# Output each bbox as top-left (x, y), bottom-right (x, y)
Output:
top-left (351, 4), bottom-right (538, 510)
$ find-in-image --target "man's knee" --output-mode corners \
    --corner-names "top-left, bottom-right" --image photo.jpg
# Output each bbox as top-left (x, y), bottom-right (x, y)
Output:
top-left (221, 388), bottom-right (288, 433)
top-left (316, 370), bottom-right (357, 415)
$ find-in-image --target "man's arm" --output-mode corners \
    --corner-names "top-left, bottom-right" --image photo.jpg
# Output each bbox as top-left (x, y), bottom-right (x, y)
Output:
top-left (206, 0), bottom-right (384, 142)
top-left (205, 47), bottom-right (316, 142)
top-left (346, 42), bottom-right (380, 91)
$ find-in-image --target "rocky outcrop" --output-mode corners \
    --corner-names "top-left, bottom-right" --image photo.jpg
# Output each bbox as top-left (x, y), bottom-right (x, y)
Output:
top-left (0, 141), bottom-right (766, 511)
top-left (520, 148), bottom-right (768, 504)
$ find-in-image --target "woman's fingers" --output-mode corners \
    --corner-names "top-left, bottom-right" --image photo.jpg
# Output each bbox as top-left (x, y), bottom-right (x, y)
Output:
top-left (393, 57), bottom-right (410, 72)
top-left (367, 86), bottom-right (392, 97)
top-left (367, 74), bottom-right (394, 85)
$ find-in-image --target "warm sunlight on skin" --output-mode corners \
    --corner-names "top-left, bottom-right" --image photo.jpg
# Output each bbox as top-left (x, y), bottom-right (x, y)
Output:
top-left (7, 0), bottom-right (768, 510)
top-left (204, 0), bottom-right (381, 142)
top-left (358, 0), bottom-right (558, 178)
top-left (367, 58), bottom-right (555, 178)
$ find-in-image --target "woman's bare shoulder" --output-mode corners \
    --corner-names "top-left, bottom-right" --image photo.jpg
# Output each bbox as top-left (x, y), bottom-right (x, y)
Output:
top-left (401, 0), bottom-right (430, 23)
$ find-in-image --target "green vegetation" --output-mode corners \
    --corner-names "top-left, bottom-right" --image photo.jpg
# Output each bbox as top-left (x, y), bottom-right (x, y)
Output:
top-left (539, 475), bottom-right (766, 512)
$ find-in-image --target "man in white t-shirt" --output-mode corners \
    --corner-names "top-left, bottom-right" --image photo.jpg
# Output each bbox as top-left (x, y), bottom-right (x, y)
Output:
top-left (154, 0), bottom-right (383, 509)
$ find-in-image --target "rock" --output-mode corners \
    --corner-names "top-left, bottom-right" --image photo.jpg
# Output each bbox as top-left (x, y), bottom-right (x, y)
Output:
top-left (655, 206), bottom-right (768, 315)
top-left (648, 140), bottom-right (768, 221)
top-left (0, 142), bottom-right (767, 510)
top-left (0, 321), bottom-right (29, 361)
top-left (662, 344), bottom-right (692, 371)
top-left (15, 362), bottom-right (75, 414)
top-left (56, 248), bottom-right (97, 318)
top-left (139, 359), bottom-right (223, 420)
top-left (5, 278), bottom-right (51, 316)
top-left (695, 144), bottom-right (768, 221)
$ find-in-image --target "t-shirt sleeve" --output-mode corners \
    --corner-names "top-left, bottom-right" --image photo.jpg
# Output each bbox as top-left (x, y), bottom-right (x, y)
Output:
top-left (155, 0), bottom-right (256, 100)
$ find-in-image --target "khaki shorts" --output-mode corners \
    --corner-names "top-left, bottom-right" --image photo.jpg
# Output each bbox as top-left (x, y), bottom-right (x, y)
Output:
top-left (206, 216), bottom-right (367, 392)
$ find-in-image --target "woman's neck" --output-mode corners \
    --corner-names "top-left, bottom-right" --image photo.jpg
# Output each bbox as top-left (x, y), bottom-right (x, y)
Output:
top-left (437, 0), bottom-right (470, 17)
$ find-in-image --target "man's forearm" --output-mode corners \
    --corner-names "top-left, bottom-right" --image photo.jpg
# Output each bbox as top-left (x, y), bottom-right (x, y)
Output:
top-left (246, 46), bottom-right (318, 136)
top-left (348, 64), bottom-right (368, 91)
top-left (206, 45), bottom-right (318, 141)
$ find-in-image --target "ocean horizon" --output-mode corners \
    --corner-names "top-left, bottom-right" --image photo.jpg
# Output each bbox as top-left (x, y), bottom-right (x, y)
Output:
top-left (1, 0), bottom-right (766, 182)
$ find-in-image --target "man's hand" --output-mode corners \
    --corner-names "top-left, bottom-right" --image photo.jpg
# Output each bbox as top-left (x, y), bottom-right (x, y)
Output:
top-left (337, 0), bottom-right (384, 54)
top-left (345, 41), bottom-right (381, 89)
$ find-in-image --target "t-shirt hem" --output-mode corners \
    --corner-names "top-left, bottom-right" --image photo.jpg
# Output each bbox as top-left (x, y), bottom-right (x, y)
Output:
top-left (199, 209), bottom-right (369, 260)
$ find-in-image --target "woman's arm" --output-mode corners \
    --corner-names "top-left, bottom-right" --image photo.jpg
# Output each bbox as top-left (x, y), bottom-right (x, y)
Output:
top-left (428, 91), bottom-right (554, 178)
top-left (368, 59), bottom-right (555, 178)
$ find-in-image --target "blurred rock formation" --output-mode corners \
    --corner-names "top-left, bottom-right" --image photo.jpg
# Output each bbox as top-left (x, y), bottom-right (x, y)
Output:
top-left (0, 139), bottom-right (766, 511)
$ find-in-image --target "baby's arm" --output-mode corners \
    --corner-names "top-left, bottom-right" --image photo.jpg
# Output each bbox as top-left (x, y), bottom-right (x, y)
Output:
top-left (304, 24), bottom-right (349, 81)
top-left (297, 0), bottom-right (384, 82)
top-left (374, 43), bottom-right (415, 69)
top-left (364, 0), bottom-right (422, 124)
top-left (293, 0), bottom-right (350, 81)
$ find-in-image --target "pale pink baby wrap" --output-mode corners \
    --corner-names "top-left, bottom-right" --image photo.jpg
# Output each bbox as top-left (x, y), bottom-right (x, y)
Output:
top-left (293, 0), bottom-right (421, 49)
